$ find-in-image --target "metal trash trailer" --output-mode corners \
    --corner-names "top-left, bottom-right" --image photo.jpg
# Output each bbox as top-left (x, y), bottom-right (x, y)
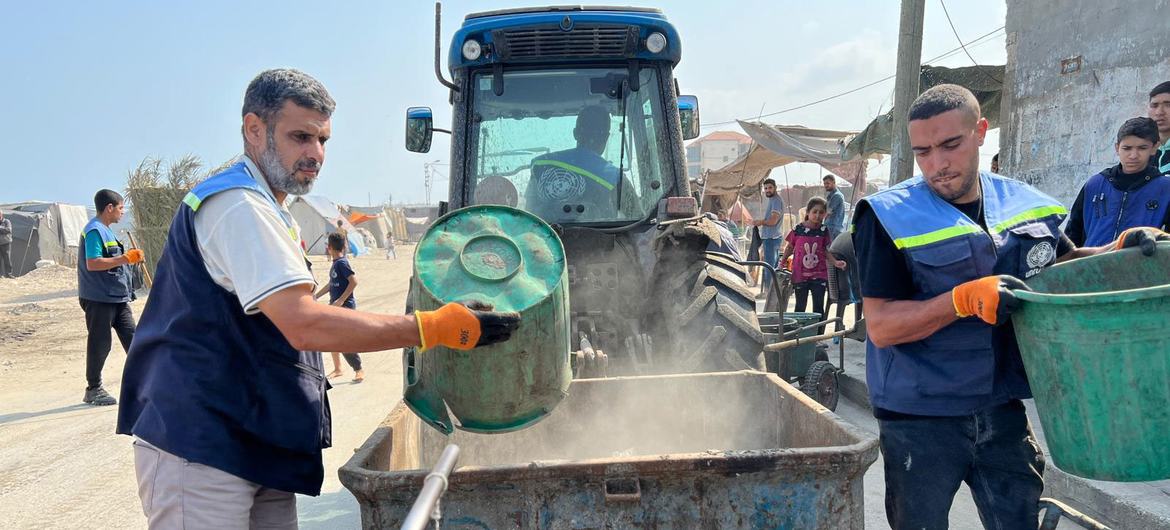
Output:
top-left (340, 371), bottom-right (878, 529)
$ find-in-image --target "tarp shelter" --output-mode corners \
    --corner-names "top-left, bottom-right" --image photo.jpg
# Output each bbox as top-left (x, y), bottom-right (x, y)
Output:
top-left (346, 205), bottom-right (394, 248)
top-left (289, 196), bottom-right (368, 256)
top-left (701, 121), bottom-right (879, 213)
top-left (400, 205), bottom-right (440, 242)
top-left (845, 64), bottom-right (1005, 159)
top-left (0, 201), bottom-right (90, 277)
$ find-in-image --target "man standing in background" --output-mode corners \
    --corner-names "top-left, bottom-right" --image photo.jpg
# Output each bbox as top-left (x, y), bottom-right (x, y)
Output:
top-left (823, 174), bottom-right (847, 241)
top-left (78, 189), bottom-right (143, 406)
top-left (751, 178), bottom-right (784, 296)
top-left (0, 211), bottom-right (13, 278)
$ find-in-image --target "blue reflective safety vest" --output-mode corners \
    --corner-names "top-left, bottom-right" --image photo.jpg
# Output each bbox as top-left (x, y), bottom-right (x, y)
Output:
top-left (77, 218), bottom-right (133, 303)
top-left (1079, 169), bottom-right (1170, 247)
top-left (860, 172), bottom-right (1067, 416)
top-left (116, 162), bottom-right (332, 496)
top-left (1157, 144), bottom-right (1170, 177)
top-left (528, 147), bottom-right (620, 220)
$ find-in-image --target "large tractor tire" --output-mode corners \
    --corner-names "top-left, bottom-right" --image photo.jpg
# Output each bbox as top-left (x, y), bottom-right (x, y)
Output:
top-left (653, 252), bottom-right (766, 373)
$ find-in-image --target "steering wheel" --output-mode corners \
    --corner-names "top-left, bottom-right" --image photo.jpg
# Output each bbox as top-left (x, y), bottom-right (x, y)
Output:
top-left (474, 176), bottom-right (519, 207)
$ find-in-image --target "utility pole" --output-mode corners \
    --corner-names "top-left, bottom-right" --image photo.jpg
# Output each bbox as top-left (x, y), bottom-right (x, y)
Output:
top-left (423, 160), bottom-right (441, 204)
top-left (890, 0), bottom-right (926, 184)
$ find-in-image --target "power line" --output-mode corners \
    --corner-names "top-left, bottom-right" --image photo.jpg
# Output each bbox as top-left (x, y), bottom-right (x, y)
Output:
top-left (700, 25), bottom-right (1005, 128)
top-left (938, 0), bottom-right (1003, 84)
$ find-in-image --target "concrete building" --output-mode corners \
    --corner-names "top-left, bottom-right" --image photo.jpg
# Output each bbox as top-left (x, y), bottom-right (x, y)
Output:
top-left (686, 131), bottom-right (752, 179)
top-left (1000, 0), bottom-right (1170, 205)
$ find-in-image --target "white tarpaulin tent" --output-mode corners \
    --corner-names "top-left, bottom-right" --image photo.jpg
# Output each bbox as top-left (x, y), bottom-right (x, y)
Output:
top-left (0, 201), bottom-right (89, 276)
top-left (702, 121), bottom-right (878, 201)
top-left (289, 196), bottom-right (367, 256)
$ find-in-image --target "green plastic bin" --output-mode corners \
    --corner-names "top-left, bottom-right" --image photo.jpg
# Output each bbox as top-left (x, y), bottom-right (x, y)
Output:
top-left (1012, 243), bottom-right (1170, 481)
top-left (404, 205), bottom-right (572, 435)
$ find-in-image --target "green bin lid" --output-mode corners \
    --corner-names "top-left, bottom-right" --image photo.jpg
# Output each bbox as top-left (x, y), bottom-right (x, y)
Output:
top-left (414, 205), bottom-right (566, 311)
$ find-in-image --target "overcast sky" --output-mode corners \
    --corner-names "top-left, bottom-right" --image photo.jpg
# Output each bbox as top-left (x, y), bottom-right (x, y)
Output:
top-left (1, 0), bottom-right (1006, 207)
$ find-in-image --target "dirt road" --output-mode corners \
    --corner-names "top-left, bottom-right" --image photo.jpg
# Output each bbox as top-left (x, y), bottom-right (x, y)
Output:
top-left (0, 249), bottom-right (415, 529)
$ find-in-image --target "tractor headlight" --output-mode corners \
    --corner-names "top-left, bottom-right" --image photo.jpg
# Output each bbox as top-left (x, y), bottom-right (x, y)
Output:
top-left (646, 32), bottom-right (667, 54)
top-left (462, 39), bottom-right (482, 61)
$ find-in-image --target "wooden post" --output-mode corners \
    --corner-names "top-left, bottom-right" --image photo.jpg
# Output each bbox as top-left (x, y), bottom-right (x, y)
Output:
top-left (890, 0), bottom-right (926, 184)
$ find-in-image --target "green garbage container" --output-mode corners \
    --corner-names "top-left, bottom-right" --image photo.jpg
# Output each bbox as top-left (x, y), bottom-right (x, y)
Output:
top-left (405, 205), bottom-right (572, 435)
top-left (1013, 243), bottom-right (1170, 481)
top-left (783, 312), bottom-right (823, 379)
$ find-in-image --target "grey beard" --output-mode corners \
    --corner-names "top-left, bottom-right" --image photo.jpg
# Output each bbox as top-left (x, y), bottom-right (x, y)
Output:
top-left (259, 135), bottom-right (315, 196)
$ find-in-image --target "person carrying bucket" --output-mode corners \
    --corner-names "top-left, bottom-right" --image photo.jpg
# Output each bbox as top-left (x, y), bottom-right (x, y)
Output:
top-left (852, 84), bottom-right (1166, 529)
top-left (115, 69), bottom-right (520, 529)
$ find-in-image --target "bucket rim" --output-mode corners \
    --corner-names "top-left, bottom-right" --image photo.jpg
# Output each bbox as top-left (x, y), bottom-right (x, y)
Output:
top-left (1014, 283), bottom-right (1170, 305)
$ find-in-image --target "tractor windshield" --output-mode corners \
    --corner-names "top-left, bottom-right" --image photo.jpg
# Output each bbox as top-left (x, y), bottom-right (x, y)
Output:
top-left (467, 66), bottom-right (671, 225)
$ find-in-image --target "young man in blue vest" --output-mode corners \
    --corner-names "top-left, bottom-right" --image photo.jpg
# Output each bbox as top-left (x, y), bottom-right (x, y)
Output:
top-left (1149, 81), bottom-right (1170, 176)
top-left (1064, 117), bottom-right (1170, 247)
top-left (78, 189), bottom-right (144, 406)
top-left (853, 84), bottom-right (1165, 529)
top-left (116, 69), bottom-right (520, 528)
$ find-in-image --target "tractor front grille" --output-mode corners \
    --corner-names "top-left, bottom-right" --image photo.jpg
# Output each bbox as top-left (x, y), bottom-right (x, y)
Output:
top-left (493, 24), bottom-right (638, 60)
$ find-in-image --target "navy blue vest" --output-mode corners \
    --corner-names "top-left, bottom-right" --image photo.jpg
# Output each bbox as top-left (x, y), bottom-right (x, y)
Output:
top-left (860, 172), bottom-right (1067, 416)
top-left (1080, 169), bottom-right (1170, 246)
top-left (116, 163), bottom-right (332, 496)
top-left (77, 219), bottom-right (133, 303)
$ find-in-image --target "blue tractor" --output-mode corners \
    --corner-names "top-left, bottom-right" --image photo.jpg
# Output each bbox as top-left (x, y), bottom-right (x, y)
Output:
top-left (406, 4), bottom-right (765, 376)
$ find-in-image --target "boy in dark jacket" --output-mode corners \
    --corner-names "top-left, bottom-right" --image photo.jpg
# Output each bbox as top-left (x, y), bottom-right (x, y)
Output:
top-left (1065, 117), bottom-right (1170, 247)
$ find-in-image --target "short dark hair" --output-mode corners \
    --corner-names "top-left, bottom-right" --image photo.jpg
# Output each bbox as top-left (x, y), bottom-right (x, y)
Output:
top-left (242, 69), bottom-right (336, 127)
top-left (336, 219), bottom-right (344, 227)
top-left (1149, 81), bottom-right (1170, 100)
top-left (991, 153), bottom-right (999, 163)
top-left (908, 84), bottom-right (981, 123)
top-left (1117, 117), bottom-right (1160, 145)
top-left (822, 174), bottom-right (836, 183)
top-left (94, 189), bottom-right (123, 213)
top-left (327, 232), bottom-right (346, 252)
top-left (761, 178), bottom-right (777, 188)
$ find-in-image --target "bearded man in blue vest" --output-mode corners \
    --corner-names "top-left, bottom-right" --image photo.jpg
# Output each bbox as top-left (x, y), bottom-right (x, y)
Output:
top-left (78, 189), bottom-right (144, 406)
top-left (853, 84), bottom-right (1167, 529)
top-left (527, 105), bottom-right (623, 222)
top-left (116, 69), bottom-right (520, 529)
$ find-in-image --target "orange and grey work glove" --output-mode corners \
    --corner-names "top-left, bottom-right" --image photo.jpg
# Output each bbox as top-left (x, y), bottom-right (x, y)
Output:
top-left (1115, 227), bottom-right (1170, 256)
top-left (124, 248), bottom-right (145, 264)
top-left (951, 275), bottom-right (1029, 326)
top-left (415, 301), bottom-right (521, 351)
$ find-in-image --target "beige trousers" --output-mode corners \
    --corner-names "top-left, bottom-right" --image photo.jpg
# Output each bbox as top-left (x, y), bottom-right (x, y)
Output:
top-left (132, 438), bottom-right (298, 529)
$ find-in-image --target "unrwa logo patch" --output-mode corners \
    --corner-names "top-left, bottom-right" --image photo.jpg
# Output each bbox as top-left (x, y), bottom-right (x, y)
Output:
top-left (539, 166), bottom-right (586, 202)
top-left (1026, 241), bottom-right (1055, 269)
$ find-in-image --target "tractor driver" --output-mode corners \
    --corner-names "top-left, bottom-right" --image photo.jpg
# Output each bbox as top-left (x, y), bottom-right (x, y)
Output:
top-left (527, 105), bottom-right (621, 221)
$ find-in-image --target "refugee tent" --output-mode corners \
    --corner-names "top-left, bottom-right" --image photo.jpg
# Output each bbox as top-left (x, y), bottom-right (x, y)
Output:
top-left (400, 205), bottom-right (441, 242)
top-left (700, 121), bottom-right (878, 214)
top-left (845, 64), bottom-right (1005, 159)
top-left (0, 201), bottom-right (89, 277)
top-left (289, 196), bottom-right (368, 256)
top-left (346, 205), bottom-right (394, 248)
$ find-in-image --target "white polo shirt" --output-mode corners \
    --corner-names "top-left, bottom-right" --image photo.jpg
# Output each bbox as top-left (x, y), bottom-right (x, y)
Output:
top-left (193, 156), bottom-right (316, 314)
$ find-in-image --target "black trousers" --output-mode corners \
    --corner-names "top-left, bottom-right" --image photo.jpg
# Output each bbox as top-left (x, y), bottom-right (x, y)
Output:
top-left (879, 400), bottom-right (1045, 529)
top-left (80, 299), bottom-right (136, 389)
top-left (0, 243), bottom-right (11, 276)
top-left (341, 353), bottom-right (363, 371)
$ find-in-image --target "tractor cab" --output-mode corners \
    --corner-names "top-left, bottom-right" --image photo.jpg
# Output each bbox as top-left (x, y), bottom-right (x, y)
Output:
top-left (407, 6), bottom-right (700, 227)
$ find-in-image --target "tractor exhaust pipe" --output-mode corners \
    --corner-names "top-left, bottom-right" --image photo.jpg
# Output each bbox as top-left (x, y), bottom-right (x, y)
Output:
top-left (435, 2), bottom-right (459, 92)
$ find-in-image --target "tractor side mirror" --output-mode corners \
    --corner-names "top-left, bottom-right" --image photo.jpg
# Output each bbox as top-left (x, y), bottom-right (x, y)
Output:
top-left (678, 95), bottom-right (700, 140)
top-left (406, 107), bottom-right (434, 153)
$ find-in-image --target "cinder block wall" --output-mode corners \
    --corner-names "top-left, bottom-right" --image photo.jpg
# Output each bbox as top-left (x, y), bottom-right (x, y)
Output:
top-left (1000, 0), bottom-right (1170, 205)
